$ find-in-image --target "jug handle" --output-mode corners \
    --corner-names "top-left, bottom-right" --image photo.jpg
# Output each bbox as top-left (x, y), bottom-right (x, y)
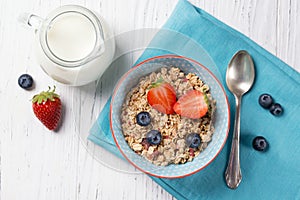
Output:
top-left (18, 13), bottom-right (43, 30)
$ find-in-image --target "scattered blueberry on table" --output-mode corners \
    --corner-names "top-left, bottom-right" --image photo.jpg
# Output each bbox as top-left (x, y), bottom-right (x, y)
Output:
top-left (18, 74), bottom-right (33, 90)
top-left (146, 130), bottom-right (162, 145)
top-left (259, 94), bottom-right (273, 109)
top-left (252, 136), bottom-right (268, 152)
top-left (270, 103), bottom-right (283, 116)
top-left (136, 111), bottom-right (151, 126)
top-left (186, 133), bottom-right (201, 148)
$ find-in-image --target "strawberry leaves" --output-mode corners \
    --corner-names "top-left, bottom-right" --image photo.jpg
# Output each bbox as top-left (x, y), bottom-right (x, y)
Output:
top-left (32, 86), bottom-right (60, 104)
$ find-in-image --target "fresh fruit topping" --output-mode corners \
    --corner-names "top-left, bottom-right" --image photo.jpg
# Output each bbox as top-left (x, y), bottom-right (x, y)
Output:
top-left (270, 103), bottom-right (283, 116)
top-left (141, 138), bottom-right (150, 150)
top-left (147, 78), bottom-right (176, 114)
top-left (259, 94), bottom-right (273, 108)
top-left (18, 74), bottom-right (33, 89)
top-left (136, 111), bottom-right (151, 126)
top-left (32, 86), bottom-right (62, 130)
top-left (189, 148), bottom-right (195, 157)
top-left (146, 130), bottom-right (162, 145)
top-left (252, 136), bottom-right (268, 151)
top-left (186, 133), bottom-right (201, 148)
top-left (173, 90), bottom-right (209, 119)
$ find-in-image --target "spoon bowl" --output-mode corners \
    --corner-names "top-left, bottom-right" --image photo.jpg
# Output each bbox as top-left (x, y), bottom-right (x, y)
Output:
top-left (226, 51), bottom-right (255, 96)
top-left (224, 50), bottom-right (255, 189)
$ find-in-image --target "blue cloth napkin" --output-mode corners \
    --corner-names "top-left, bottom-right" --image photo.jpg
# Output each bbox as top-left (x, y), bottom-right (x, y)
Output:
top-left (89, 0), bottom-right (300, 199)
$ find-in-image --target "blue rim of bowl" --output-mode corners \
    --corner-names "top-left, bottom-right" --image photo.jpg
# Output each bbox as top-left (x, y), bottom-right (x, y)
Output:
top-left (110, 55), bottom-right (230, 178)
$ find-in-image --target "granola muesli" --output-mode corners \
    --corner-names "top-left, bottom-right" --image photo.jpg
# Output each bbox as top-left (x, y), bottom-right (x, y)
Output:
top-left (121, 67), bottom-right (216, 166)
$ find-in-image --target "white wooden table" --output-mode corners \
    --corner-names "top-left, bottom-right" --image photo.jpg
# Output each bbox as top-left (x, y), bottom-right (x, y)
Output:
top-left (1, 0), bottom-right (299, 199)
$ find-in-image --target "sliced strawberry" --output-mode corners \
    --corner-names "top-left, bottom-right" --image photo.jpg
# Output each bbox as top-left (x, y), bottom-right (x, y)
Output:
top-left (147, 79), bottom-right (176, 114)
top-left (173, 90), bottom-right (209, 119)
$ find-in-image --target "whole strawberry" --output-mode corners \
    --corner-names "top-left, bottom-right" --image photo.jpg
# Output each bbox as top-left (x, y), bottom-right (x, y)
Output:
top-left (32, 86), bottom-right (62, 130)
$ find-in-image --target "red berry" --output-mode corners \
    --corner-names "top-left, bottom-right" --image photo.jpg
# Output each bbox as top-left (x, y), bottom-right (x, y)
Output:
top-left (173, 90), bottom-right (209, 119)
top-left (32, 86), bottom-right (62, 130)
top-left (147, 79), bottom-right (176, 114)
top-left (189, 148), bottom-right (195, 157)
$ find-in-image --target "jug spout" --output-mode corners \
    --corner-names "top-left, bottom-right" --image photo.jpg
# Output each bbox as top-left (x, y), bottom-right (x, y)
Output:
top-left (18, 13), bottom-right (43, 30)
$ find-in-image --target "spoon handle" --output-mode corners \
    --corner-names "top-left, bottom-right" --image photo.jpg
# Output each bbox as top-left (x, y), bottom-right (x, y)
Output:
top-left (225, 95), bottom-right (242, 189)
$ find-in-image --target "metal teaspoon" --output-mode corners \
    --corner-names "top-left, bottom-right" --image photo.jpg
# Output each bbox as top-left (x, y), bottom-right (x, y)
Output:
top-left (224, 50), bottom-right (255, 189)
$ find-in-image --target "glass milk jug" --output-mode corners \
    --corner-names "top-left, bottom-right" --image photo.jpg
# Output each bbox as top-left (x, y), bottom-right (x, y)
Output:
top-left (20, 5), bottom-right (115, 86)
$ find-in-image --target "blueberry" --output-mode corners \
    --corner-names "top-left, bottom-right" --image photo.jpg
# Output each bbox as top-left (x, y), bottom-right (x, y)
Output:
top-left (146, 130), bottom-right (162, 145)
top-left (186, 133), bottom-right (201, 148)
top-left (18, 74), bottom-right (33, 89)
top-left (269, 103), bottom-right (283, 116)
top-left (136, 111), bottom-right (151, 126)
top-left (259, 94), bottom-right (273, 109)
top-left (252, 136), bottom-right (268, 151)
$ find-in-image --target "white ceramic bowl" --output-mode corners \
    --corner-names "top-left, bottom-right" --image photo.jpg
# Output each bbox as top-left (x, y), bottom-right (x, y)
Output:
top-left (110, 55), bottom-right (230, 178)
